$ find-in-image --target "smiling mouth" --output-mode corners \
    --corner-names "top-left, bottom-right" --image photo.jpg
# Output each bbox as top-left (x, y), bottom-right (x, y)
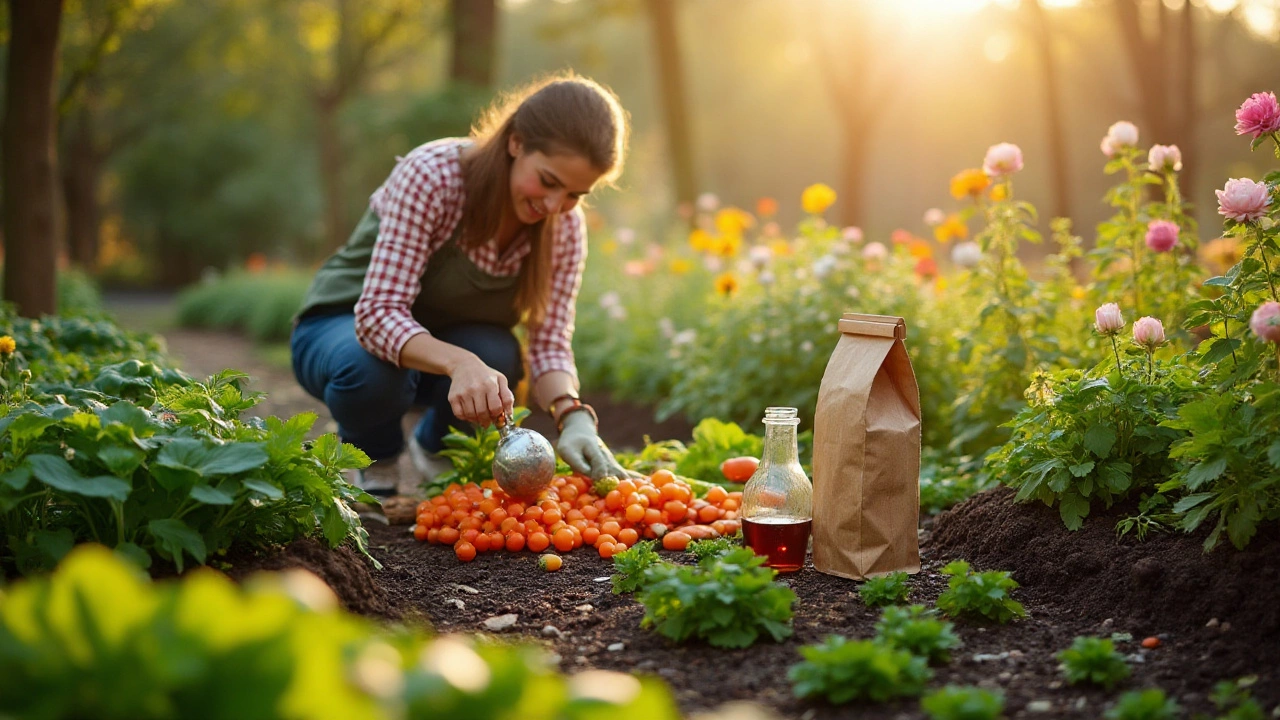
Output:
top-left (527, 200), bottom-right (546, 220)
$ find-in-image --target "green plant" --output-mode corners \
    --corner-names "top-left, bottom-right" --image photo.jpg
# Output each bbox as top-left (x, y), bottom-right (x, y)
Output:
top-left (1210, 677), bottom-right (1265, 720)
top-left (638, 547), bottom-right (795, 648)
top-left (0, 544), bottom-right (679, 720)
top-left (1056, 636), bottom-right (1131, 690)
top-left (920, 686), bottom-right (1006, 720)
top-left (611, 540), bottom-right (664, 594)
top-left (874, 605), bottom-right (962, 665)
top-left (935, 560), bottom-right (1025, 624)
top-left (176, 269), bottom-right (313, 342)
top-left (428, 407), bottom-right (533, 494)
top-left (920, 449), bottom-right (991, 514)
top-left (686, 535), bottom-right (739, 562)
top-left (787, 636), bottom-right (931, 704)
top-left (672, 418), bottom-right (763, 484)
top-left (988, 358), bottom-right (1195, 530)
top-left (1104, 689), bottom-right (1181, 720)
top-left (858, 571), bottom-right (911, 607)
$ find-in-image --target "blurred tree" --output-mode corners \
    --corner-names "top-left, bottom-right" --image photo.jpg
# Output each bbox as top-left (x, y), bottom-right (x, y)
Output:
top-left (3, 0), bottom-right (64, 317)
top-left (450, 0), bottom-right (496, 87)
top-left (1024, 0), bottom-right (1072, 220)
top-left (645, 0), bottom-right (696, 208)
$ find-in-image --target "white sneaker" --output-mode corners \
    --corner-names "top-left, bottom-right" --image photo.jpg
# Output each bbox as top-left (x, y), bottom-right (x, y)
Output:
top-left (408, 435), bottom-right (454, 485)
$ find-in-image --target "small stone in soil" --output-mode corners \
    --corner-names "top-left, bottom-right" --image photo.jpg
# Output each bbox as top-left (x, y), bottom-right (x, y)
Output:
top-left (971, 652), bottom-right (1010, 663)
top-left (447, 598), bottom-right (465, 610)
top-left (1026, 700), bottom-right (1053, 713)
top-left (541, 625), bottom-right (564, 638)
top-left (1207, 618), bottom-right (1220, 628)
top-left (575, 604), bottom-right (594, 612)
top-left (452, 584), bottom-right (480, 595)
top-left (1220, 622), bottom-right (1232, 632)
top-left (482, 613), bottom-right (518, 631)
top-left (1049, 681), bottom-right (1063, 690)
top-left (593, 577), bottom-right (610, 582)
top-left (607, 642), bottom-right (625, 652)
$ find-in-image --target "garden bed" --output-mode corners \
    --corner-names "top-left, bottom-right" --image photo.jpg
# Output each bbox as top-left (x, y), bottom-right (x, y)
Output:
top-left (307, 487), bottom-right (1280, 719)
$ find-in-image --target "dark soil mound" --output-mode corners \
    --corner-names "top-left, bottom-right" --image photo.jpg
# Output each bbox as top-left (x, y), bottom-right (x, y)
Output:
top-left (927, 487), bottom-right (1280, 692)
top-left (224, 538), bottom-right (395, 619)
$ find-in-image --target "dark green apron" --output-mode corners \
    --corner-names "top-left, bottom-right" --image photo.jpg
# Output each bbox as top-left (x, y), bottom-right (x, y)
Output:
top-left (297, 208), bottom-right (522, 332)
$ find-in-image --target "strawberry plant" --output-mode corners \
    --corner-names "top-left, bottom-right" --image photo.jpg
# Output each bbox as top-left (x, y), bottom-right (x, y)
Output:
top-left (920, 685), bottom-right (1006, 720)
top-left (1104, 689), bottom-right (1181, 720)
top-left (638, 547), bottom-right (795, 648)
top-left (787, 636), bottom-right (931, 704)
top-left (874, 605), bottom-right (962, 665)
top-left (935, 560), bottom-right (1026, 624)
top-left (858, 571), bottom-right (911, 607)
top-left (611, 540), bottom-right (664, 594)
top-left (1056, 636), bottom-right (1130, 689)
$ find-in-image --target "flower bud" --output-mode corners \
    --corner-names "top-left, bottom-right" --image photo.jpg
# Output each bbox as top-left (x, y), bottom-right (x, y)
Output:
top-left (1147, 144), bottom-right (1182, 173)
top-left (982, 143), bottom-right (1024, 177)
top-left (1144, 221), bottom-right (1179, 253)
top-left (1133, 316), bottom-right (1165, 349)
top-left (1250, 301), bottom-right (1280, 343)
top-left (1105, 121), bottom-right (1139, 149)
top-left (1095, 303), bottom-right (1124, 336)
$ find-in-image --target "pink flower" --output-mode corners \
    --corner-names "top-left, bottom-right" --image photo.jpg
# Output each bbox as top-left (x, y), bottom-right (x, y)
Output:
top-left (1133, 316), bottom-right (1165, 349)
top-left (862, 242), bottom-right (888, 260)
top-left (1095, 303), bottom-right (1124, 336)
top-left (1101, 121), bottom-right (1139, 157)
top-left (1250, 302), bottom-right (1280, 343)
top-left (842, 226), bottom-right (863, 243)
top-left (983, 143), bottom-right (1024, 177)
top-left (1147, 144), bottom-right (1182, 173)
top-left (1145, 221), bottom-right (1179, 253)
top-left (1234, 92), bottom-right (1280, 139)
top-left (1216, 178), bottom-right (1272, 223)
top-left (923, 208), bottom-right (946, 227)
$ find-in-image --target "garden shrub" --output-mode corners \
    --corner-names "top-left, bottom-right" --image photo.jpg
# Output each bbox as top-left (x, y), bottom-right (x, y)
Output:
top-left (1103, 689), bottom-right (1181, 720)
top-left (175, 269), bottom-right (312, 342)
top-left (787, 636), bottom-right (932, 704)
top-left (1210, 677), bottom-right (1266, 720)
top-left (0, 545), bottom-right (679, 720)
top-left (935, 560), bottom-right (1025, 624)
top-left (873, 605), bottom-right (962, 665)
top-left (920, 685), bottom-right (1006, 720)
top-left (0, 307), bottom-right (169, 393)
top-left (1056, 636), bottom-right (1130, 689)
top-left (638, 547), bottom-right (795, 648)
top-left (857, 571), bottom-right (911, 607)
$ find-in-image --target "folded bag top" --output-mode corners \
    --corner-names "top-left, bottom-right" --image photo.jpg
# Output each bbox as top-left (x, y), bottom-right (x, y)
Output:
top-left (812, 312), bottom-right (921, 580)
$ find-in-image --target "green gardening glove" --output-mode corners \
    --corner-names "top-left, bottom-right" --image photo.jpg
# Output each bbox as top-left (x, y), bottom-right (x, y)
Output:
top-left (555, 411), bottom-right (638, 480)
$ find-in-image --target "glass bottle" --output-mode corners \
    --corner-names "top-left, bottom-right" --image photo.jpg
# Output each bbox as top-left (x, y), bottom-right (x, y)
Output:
top-left (741, 407), bottom-right (813, 572)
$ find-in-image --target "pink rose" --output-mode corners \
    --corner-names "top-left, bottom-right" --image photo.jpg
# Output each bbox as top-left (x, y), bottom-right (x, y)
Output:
top-left (1251, 302), bottom-right (1280, 343)
top-left (1147, 144), bottom-right (1182, 173)
top-left (1133, 316), bottom-right (1165, 349)
top-left (1234, 91), bottom-right (1280, 139)
top-left (1145, 221), bottom-right (1179, 253)
top-left (1101, 121), bottom-right (1139, 158)
top-left (1095, 303), bottom-right (1124, 336)
top-left (1216, 178), bottom-right (1272, 223)
top-left (983, 143), bottom-right (1024, 177)
top-left (1100, 136), bottom-right (1117, 158)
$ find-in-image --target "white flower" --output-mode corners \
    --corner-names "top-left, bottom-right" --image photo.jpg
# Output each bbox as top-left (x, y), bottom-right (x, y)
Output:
top-left (658, 317), bottom-right (675, 338)
top-left (758, 270), bottom-right (776, 286)
top-left (951, 241), bottom-right (982, 268)
top-left (794, 267), bottom-right (809, 280)
top-left (861, 242), bottom-right (888, 261)
top-left (697, 192), bottom-right (719, 212)
top-left (846, 286), bottom-right (861, 299)
top-left (615, 227), bottom-right (636, 245)
top-left (812, 255), bottom-right (837, 280)
top-left (750, 333), bottom-right (764, 344)
top-left (598, 291), bottom-right (621, 309)
top-left (736, 259), bottom-right (755, 275)
top-left (923, 208), bottom-right (946, 227)
top-left (830, 240), bottom-right (851, 256)
top-left (749, 244), bottom-right (772, 268)
top-left (673, 329), bottom-right (697, 346)
top-left (800, 340), bottom-right (815, 353)
top-left (607, 305), bottom-right (627, 320)
top-left (1102, 121), bottom-right (1139, 157)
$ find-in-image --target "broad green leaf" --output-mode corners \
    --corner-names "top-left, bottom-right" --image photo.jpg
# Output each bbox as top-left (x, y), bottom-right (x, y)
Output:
top-left (1184, 457), bottom-right (1227, 490)
top-left (1, 466), bottom-right (32, 491)
top-left (26, 454), bottom-right (131, 501)
top-left (243, 478), bottom-right (285, 499)
top-left (1068, 461), bottom-right (1095, 478)
top-left (148, 518), bottom-right (208, 572)
top-left (1083, 425), bottom-right (1117, 459)
top-left (199, 442), bottom-right (269, 477)
top-left (1199, 338), bottom-right (1242, 366)
top-left (1058, 493), bottom-right (1090, 531)
top-left (1172, 493), bottom-right (1214, 513)
top-left (33, 528), bottom-right (76, 567)
top-left (190, 483), bottom-right (236, 505)
top-left (99, 401), bottom-right (152, 434)
top-left (114, 542), bottom-right (153, 570)
top-left (156, 438), bottom-right (212, 476)
top-left (1268, 440), bottom-right (1280, 468)
top-left (3, 413), bottom-right (60, 445)
top-left (1226, 500), bottom-right (1261, 550)
top-left (98, 445), bottom-right (145, 478)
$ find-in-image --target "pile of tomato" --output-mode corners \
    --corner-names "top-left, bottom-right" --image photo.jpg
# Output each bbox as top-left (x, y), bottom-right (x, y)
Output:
top-left (411, 469), bottom-right (742, 563)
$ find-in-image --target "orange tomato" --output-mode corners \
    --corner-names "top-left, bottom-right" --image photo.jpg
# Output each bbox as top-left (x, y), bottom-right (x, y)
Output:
top-left (455, 541), bottom-right (477, 562)
top-left (552, 528), bottom-right (575, 552)
top-left (625, 504), bottom-right (646, 524)
top-left (595, 533), bottom-right (617, 549)
top-left (617, 528), bottom-right (639, 546)
top-left (605, 490), bottom-right (625, 511)
top-left (539, 554), bottom-right (563, 571)
top-left (527, 532), bottom-right (550, 552)
top-left (438, 527), bottom-right (460, 545)
top-left (601, 520), bottom-right (622, 538)
top-left (663, 500), bottom-right (688, 522)
top-left (583, 527), bottom-right (601, 545)
top-left (662, 531), bottom-right (691, 551)
top-left (543, 508), bottom-right (563, 526)
top-left (598, 542), bottom-right (617, 559)
top-left (705, 486), bottom-right (729, 505)
top-left (413, 524), bottom-right (430, 541)
top-left (616, 479), bottom-right (637, 496)
top-left (719, 456), bottom-right (760, 482)
top-left (506, 532), bottom-right (526, 552)
top-left (698, 505), bottom-right (721, 523)
top-left (651, 469), bottom-right (676, 486)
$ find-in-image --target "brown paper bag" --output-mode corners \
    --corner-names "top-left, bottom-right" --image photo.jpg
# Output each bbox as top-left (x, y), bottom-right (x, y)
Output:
top-left (812, 312), bottom-right (921, 579)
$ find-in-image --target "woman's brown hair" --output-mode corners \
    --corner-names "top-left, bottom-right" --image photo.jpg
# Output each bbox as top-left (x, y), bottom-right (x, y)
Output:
top-left (459, 72), bottom-right (630, 325)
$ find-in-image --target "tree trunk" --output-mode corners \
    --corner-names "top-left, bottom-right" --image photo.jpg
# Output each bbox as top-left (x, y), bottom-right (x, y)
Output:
top-left (449, 0), bottom-right (497, 87)
top-left (836, 116), bottom-right (873, 228)
top-left (3, 0), bottom-right (64, 318)
top-left (62, 105), bottom-right (103, 269)
top-left (1177, 0), bottom-right (1198, 201)
top-left (1027, 0), bottom-right (1072, 220)
top-left (316, 92), bottom-right (348, 251)
top-left (645, 0), bottom-right (697, 207)
top-left (1114, 0), bottom-right (1173, 144)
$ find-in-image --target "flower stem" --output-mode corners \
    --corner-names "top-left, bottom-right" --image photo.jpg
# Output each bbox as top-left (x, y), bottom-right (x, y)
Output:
top-left (1147, 349), bottom-right (1154, 383)
top-left (1110, 334), bottom-right (1125, 377)
top-left (1257, 227), bottom-right (1278, 302)
top-left (1225, 320), bottom-right (1237, 365)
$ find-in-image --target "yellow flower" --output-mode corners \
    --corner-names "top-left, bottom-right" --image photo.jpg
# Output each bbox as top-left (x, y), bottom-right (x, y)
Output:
top-left (669, 258), bottom-right (693, 275)
top-left (0, 335), bottom-right (14, 355)
top-left (990, 183), bottom-right (1010, 202)
top-left (714, 272), bottom-right (740, 296)
top-left (1070, 286), bottom-right (1087, 301)
top-left (715, 207), bottom-right (754, 236)
top-left (801, 183), bottom-right (837, 215)
top-left (908, 240), bottom-right (934, 259)
top-left (949, 169), bottom-right (990, 200)
top-left (933, 215), bottom-right (968, 243)
top-left (601, 239), bottom-right (618, 256)
top-left (768, 239), bottom-right (793, 257)
top-left (689, 228), bottom-right (714, 253)
top-left (714, 233), bottom-right (743, 258)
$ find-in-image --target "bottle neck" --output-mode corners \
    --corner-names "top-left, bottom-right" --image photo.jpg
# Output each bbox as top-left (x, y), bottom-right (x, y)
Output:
top-left (761, 420), bottom-right (799, 467)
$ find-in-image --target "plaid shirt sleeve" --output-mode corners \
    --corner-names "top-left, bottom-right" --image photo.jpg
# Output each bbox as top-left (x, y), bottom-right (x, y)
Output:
top-left (526, 208), bottom-right (588, 382)
top-left (353, 145), bottom-right (460, 367)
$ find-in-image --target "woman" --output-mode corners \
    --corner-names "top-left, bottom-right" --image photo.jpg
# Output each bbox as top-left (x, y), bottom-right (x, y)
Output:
top-left (292, 74), bottom-right (632, 497)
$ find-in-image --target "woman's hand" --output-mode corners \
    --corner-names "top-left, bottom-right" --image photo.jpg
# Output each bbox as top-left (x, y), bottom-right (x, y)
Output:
top-left (447, 357), bottom-right (515, 426)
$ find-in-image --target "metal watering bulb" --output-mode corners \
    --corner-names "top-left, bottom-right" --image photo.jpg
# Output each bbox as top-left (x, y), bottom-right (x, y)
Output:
top-left (491, 411), bottom-right (557, 500)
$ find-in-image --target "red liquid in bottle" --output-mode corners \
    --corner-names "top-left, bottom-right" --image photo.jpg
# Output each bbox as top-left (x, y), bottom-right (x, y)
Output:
top-left (743, 516), bottom-right (812, 572)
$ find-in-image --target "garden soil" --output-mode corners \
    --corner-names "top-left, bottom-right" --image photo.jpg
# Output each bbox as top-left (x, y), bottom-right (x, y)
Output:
top-left (131, 326), bottom-right (1279, 718)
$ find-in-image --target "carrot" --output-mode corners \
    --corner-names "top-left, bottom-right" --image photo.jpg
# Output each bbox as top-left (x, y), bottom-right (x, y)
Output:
top-left (539, 554), bottom-right (563, 571)
top-left (680, 524), bottom-right (720, 540)
top-left (454, 541), bottom-right (477, 562)
top-left (662, 531), bottom-right (691, 551)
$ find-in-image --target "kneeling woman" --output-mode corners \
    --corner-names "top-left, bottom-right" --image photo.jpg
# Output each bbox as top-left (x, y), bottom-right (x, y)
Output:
top-left (292, 75), bottom-right (632, 496)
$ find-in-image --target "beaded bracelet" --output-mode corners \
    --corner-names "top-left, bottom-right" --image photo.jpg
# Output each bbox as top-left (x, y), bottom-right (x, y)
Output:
top-left (555, 401), bottom-right (599, 433)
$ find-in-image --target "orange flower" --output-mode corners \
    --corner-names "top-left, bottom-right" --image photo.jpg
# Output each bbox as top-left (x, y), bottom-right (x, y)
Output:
top-left (689, 229), bottom-right (714, 253)
top-left (950, 168), bottom-right (990, 200)
top-left (245, 252), bottom-right (268, 273)
top-left (0, 335), bottom-right (15, 355)
top-left (990, 183), bottom-right (1010, 202)
top-left (756, 197), bottom-right (779, 217)
top-left (714, 233), bottom-right (743, 258)
top-left (714, 272), bottom-right (740, 296)
top-left (891, 229), bottom-right (914, 245)
top-left (933, 215), bottom-right (968, 243)
top-left (768, 239), bottom-right (793, 257)
top-left (914, 257), bottom-right (939, 278)
top-left (715, 207), bottom-right (754, 236)
top-left (908, 240), bottom-right (934, 259)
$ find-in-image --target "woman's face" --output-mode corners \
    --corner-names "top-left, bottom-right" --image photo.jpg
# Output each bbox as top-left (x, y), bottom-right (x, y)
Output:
top-left (508, 135), bottom-right (603, 225)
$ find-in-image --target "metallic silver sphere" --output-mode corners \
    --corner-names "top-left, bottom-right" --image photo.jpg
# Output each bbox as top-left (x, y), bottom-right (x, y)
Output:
top-left (492, 424), bottom-right (557, 500)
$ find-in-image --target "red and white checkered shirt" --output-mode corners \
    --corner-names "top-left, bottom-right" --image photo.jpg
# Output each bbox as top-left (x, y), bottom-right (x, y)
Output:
top-left (354, 138), bottom-right (586, 381)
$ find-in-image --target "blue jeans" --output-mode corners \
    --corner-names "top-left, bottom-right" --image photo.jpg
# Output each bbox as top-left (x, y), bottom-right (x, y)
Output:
top-left (290, 313), bottom-right (524, 461)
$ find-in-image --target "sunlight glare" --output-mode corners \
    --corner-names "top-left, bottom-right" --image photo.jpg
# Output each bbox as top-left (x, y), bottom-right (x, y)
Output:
top-left (984, 32), bottom-right (1015, 62)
